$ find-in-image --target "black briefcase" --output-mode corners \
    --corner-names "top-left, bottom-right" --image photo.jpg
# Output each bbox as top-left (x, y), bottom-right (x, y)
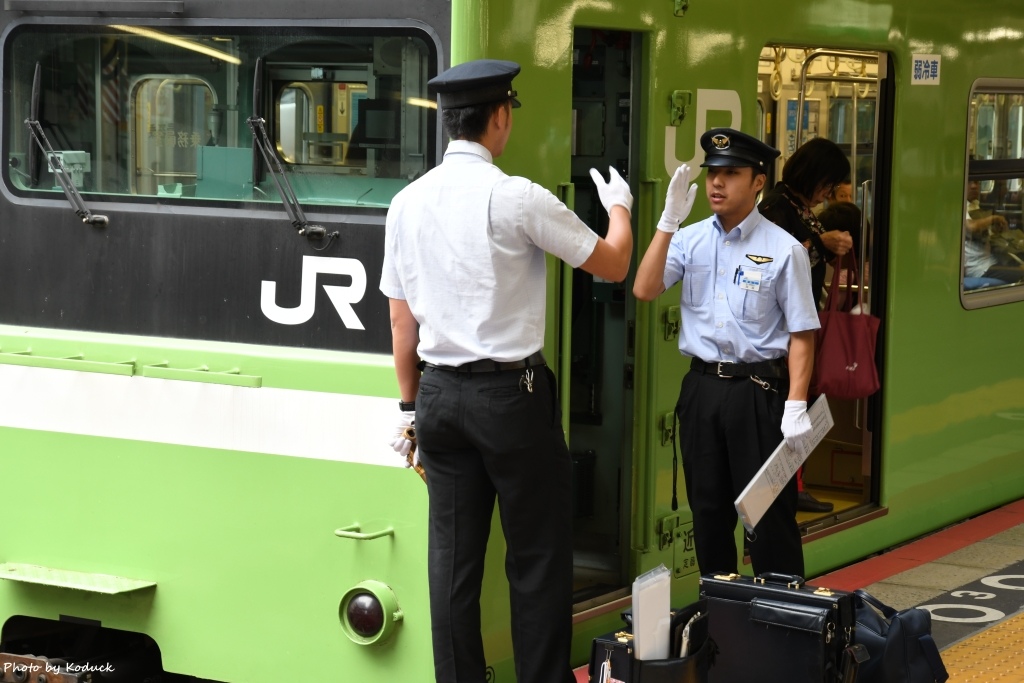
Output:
top-left (587, 600), bottom-right (714, 683)
top-left (699, 572), bottom-right (863, 683)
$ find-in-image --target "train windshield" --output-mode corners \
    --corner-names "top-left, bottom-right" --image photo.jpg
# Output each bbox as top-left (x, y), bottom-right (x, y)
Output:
top-left (4, 25), bottom-right (437, 209)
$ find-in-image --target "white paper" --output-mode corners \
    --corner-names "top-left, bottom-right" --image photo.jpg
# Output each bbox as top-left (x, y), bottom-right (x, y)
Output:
top-left (632, 564), bottom-right (671, 660)
top-left (735, 395), bottom-right (834, 532)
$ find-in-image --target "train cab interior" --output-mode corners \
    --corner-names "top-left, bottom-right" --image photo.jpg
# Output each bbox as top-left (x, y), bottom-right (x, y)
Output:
top-left (5, 26), bottom-right (437, 217)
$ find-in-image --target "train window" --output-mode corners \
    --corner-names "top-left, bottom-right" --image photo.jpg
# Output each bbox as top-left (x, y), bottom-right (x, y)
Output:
top-left (276, 82), bottom-right (370, 166)
top-left (1008, 103), bottom-right (1023, 193)
top-left (4, 25), bottom-right (436, 209)
top-left (963, 83), bottom-right (1024, 306)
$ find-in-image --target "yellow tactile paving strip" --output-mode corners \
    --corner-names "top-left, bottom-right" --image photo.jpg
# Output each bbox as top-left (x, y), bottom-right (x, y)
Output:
top-left (941, 611), bottom-right (1024, 681)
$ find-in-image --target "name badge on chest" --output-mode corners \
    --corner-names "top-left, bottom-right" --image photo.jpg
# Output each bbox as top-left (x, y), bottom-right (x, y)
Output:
top-left (738, 267), bottom-right (763, 292)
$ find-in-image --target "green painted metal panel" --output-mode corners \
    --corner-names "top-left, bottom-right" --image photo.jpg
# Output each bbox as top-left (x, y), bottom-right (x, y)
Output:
top-left (0, 325), bottom-right (395, 397)
top-left (0, 428), bottom-right (434, 683)
top-left (0, 563), bottom-right (156, 594)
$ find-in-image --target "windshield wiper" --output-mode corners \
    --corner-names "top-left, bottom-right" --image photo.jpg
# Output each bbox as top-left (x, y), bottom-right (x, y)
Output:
top-left (248, 58), bottom-right (338, 249)
top-left (25, 63), bottom-right (108, 226)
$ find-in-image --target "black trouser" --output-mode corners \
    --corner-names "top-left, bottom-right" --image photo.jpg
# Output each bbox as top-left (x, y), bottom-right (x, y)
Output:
top-left (416, 364), bottom-right (574, 683)
top-left (675, 370), bottom-right (804, 577)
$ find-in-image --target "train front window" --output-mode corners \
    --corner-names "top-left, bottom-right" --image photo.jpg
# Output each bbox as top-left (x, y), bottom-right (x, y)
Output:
top-left (4, 25), bottom-right (436, 209)
top-left (962, 83), bottom-right (1024, 306)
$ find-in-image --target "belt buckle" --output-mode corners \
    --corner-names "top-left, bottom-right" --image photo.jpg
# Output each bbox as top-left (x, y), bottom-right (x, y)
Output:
top-left (716, 362), bottom-right (732, 378)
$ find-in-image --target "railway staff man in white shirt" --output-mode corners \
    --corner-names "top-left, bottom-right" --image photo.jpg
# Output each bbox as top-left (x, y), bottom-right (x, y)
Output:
top-left (633, 128), bottom-right (819, 577)
top-left (380, 59), bottom-right (633, 683)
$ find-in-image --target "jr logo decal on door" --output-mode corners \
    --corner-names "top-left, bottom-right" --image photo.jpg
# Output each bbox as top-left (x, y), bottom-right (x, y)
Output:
top-left (665, 89), bottom-right (742, 175)
top-left (261, 255), bottom-right (367, 329)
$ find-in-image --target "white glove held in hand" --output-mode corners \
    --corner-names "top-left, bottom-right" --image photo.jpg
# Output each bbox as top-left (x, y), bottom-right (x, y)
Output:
top-left (657, 164), bottom-right (699, 233)
top-left (388, 410), bottom-right (416, 463)
top-left (781, 400), bottom-right (813, 454)
top-left (589, 166), bottom-right (633, 215)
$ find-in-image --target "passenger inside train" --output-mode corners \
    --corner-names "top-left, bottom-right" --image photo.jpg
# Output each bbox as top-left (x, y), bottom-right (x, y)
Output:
top-left (963, 178), bottom-right (1024, 287)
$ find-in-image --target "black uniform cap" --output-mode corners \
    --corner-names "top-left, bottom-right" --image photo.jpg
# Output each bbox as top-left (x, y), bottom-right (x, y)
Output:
top-left (428, 59), bottom-right (522, 109)
top-left (699, 127), bottom-right (780, 171)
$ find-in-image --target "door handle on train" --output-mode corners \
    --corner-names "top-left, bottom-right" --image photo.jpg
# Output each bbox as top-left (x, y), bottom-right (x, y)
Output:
top-left (334, 524), bottom-right (395, 541)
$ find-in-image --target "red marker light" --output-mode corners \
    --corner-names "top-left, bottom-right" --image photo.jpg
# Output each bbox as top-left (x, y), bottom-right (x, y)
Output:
top-left (346, 591), bottom-right (385, 638)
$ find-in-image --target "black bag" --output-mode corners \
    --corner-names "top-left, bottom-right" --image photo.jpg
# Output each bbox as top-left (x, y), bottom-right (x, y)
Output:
top-left (700, 572), bottom-right (864, 683)
top-left (587, 600), bottom-right (715, 683)
top-left (853, 589), bottom-right (949, 683)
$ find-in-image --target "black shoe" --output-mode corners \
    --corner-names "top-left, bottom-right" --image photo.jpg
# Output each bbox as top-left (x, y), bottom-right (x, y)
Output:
top-left (797, 491), bottom-right (834, 513)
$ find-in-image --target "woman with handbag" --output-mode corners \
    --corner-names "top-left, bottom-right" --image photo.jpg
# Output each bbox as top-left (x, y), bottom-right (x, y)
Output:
top-left (758, 137), bottom-right (852, 513)
top-left (758, 137), bottom-right (853, 307)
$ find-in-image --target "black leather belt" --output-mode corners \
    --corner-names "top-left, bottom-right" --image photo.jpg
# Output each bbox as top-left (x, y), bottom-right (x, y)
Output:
top-left (690, 357), bottom-right (788, 379)
top-left (426, 351), bottom-right (546, 373)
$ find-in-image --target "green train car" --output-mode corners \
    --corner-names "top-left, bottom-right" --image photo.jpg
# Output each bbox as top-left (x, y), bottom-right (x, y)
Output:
top-left (1, 0), bottom-right (1022, 680)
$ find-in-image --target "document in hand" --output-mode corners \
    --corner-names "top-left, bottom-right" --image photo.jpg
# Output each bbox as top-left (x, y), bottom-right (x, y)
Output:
top-left (734, 395), bottom-right (834, 533)
top-left (631, 564), bottom-right (671, 660)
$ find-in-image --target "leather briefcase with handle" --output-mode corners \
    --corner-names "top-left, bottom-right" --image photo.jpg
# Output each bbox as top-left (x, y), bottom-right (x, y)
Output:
top-left (700, 572), bottom-right (865, 683)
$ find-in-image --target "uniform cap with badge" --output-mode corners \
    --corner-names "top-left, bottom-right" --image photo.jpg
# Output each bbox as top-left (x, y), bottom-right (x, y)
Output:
top-left (428, 59), bottom-right (522, 109)
top-left (699, 127), bottom-right (780, 172)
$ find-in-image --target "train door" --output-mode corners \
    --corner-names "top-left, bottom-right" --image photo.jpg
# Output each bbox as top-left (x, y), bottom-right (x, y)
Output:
top-left (757, 45), bottom-right (893, 538)
top-left (566, 27), bottom-right (640, 609)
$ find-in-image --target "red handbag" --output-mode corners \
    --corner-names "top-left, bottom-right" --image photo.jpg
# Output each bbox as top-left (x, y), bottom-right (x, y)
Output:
top-left (812, 254), bottom-right (881, 400)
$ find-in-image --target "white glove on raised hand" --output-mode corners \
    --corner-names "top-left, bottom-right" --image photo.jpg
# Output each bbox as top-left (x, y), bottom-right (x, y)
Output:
top-left (589, 166), bottom-right (633, 216)
top-left (388, 410), bottom-right (416, 463)
top-left (657, 164), bottom-right (699, 233)
top-left (781, 400), bottom-right (813, 455)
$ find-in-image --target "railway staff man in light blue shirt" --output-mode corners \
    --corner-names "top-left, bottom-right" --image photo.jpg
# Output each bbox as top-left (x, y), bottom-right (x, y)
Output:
top-left (380, 59), bottom-right (634, 683)
top-left (633, 128), bottom-right (819, 577)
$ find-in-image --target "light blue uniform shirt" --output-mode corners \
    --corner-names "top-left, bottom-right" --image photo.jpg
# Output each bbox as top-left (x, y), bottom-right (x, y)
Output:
top-left (664, 207), bottom-right (819, 363)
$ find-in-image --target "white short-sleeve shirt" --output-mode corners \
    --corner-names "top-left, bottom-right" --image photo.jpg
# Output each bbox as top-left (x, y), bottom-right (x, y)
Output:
top-left (380, 140), bottom-right (599, 365)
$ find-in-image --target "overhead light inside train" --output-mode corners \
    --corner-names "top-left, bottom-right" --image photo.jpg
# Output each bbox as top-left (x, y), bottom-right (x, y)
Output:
top-left (339, 580), bottom-right (404, 645)
top-left (406, 97), bottom-right (438, 109)
top-left (108, 25), bottom-right (242, 65)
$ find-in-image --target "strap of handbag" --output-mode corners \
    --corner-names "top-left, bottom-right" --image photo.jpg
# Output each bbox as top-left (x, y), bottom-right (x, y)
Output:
top-left (854, 588), bottom-right (898, 618)
top-left (823, 251), bottom-right (861, 314)
top-left (854, 589), bottom-right (950, 683)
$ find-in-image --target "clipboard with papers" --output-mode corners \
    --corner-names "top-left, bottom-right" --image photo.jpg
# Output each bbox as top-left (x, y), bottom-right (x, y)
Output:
top-left (734, 395), bottom-right (834, 533)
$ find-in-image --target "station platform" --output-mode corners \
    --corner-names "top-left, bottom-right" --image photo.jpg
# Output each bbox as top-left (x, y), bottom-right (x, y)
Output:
top-left (574, 498), bottom-right (1024, 682)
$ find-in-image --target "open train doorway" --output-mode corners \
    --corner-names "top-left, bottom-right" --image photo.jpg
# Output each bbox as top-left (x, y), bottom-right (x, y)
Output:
top-left (566, 27), bottom-right (640, 609)
top-left (756, 45), bottom-right (893, 539)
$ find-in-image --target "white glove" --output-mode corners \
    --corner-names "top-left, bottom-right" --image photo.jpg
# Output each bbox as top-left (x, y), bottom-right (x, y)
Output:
top-left (657, 164), bottom-right (699, 233)
top-left (589, 166), bottom-right (633, 216)
top-left (388, 410), bottom-right (416, 463)
top-left (781, 400), bottom-right (813, 455)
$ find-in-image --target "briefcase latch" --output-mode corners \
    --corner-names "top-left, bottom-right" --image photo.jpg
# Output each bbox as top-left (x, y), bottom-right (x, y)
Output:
top-left (712, 573), bottom-right (742, 581)
top-left (813, 586), bottom-right (835, 597)
top-left (614, 631), bottom-right (634, 643)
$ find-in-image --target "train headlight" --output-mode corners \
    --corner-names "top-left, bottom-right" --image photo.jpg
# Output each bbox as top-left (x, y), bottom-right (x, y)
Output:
top-left (339, 580), bottom-right (403, 645)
